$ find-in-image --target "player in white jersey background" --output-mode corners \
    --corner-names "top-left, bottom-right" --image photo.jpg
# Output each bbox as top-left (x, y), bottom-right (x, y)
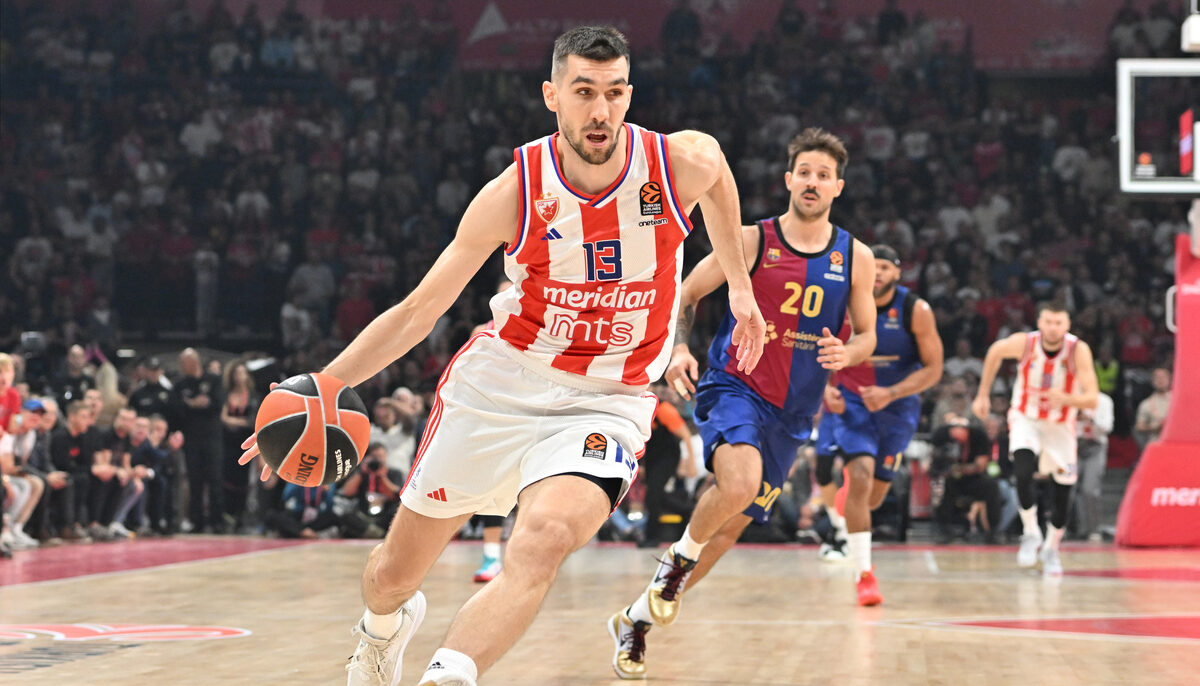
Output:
top-left (973, 301), bottom-right (1098, 576)
top-left (240, 25), bottom-right (766, 686)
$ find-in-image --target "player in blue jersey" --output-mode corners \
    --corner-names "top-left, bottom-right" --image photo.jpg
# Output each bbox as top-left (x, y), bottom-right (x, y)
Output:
top-left (606, 128), bottom-right (877, 680)
top-left (813, 244), bottom-right (943, 605)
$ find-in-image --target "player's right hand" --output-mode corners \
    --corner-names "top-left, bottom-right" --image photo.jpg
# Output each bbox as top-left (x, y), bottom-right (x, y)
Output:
top-left (728, 286), bottom-right (766, 373)
top-left (238, 382), bottom-right (278, 481)
top-left (823, 384), bottom-right (846, 414)
top-left (665, 345), bottom-right (700, 400)
top-left (970, 393), bottom-right (990, 421)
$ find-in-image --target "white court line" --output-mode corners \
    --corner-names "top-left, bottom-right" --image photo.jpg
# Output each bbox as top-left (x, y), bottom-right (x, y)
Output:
top-left (0, 542), bottom-right (323, 590)
top-left (924, 550), bottom-right (940, 574)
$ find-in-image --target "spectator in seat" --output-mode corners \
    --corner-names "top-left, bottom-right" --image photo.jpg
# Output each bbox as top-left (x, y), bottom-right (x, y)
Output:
top-left (129, 357), bottom-right (173, 419)
top-left (1134, 365), bottom-right (1171, 451)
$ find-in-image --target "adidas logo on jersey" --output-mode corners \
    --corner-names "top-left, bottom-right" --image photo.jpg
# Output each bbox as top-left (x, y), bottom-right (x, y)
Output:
top-left (541, 228), bottom-right (564, 240)
top-left (426, 488), bottom-right (447, 502)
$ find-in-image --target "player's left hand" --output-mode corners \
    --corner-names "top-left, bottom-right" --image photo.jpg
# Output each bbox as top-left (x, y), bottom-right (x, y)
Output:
top-left (816, 327), bottom-right (849, 370)
top-left (728, 286), bottom-right (766, 373)
top-left (239, 382), bottom-right (279, 481)
top-left (860, 385), bottom-right (893, 412)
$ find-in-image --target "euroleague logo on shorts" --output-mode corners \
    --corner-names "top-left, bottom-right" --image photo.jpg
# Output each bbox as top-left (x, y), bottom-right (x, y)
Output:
top-left (639, 181), bottom-right (663, 216)
top-left (582, 432), bottom-right (608, 459)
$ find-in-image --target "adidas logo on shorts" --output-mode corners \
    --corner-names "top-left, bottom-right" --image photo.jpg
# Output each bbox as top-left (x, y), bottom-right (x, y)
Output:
top-left (426, 488), bottom-right (447, 502)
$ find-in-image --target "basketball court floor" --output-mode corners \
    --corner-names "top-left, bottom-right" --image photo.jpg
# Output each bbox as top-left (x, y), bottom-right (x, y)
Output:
top-left (2, 537), bottom-right (1198, 685)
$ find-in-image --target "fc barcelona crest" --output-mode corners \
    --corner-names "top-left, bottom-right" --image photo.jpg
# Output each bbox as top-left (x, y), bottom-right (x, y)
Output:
top-left (535, 193), bottom-right (560, 223)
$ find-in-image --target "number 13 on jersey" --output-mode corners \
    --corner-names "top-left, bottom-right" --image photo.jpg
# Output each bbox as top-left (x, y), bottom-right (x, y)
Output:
top-left (781, 282), bottom-right (824, 317)
top-left (583, 239), bottom-right (622, 282)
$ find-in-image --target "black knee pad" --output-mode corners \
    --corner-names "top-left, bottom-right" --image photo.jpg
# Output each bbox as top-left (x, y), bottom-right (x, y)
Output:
top-left (1012, 449), bottom-right (1037, 482)
top-left (1050, 482), bottom-right (1073, 529)
top-left (1013, 449), bottom-right (1038, 509)
top-left (815, 452), bottom-right (836, 487)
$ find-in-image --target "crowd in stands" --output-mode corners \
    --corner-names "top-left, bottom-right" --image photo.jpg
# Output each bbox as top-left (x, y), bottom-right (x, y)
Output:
top-left (1, 0), bottom-right (1191, 555)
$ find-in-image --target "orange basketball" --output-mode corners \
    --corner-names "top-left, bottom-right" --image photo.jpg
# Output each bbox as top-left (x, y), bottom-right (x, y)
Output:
top-left (253, 372), bottom-right (371, 486)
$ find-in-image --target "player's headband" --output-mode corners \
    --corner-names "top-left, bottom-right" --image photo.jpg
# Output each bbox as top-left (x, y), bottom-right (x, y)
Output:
top-left (871, 244), bottom-right (901, 266)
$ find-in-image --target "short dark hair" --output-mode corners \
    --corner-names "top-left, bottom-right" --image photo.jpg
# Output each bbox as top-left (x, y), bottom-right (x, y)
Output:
top-left (551, 26), bottom-right (631, 81)
top-left (871, 244), bottom-right (901, 266)
top-left (1037, 300), bottom-right (1070, 316)
top-left (787, 127), bottom-right (848, 178)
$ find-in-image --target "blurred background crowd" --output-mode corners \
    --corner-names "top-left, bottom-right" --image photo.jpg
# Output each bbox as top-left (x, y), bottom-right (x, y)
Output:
top-left (1, 0), bottom-right (1190, 555)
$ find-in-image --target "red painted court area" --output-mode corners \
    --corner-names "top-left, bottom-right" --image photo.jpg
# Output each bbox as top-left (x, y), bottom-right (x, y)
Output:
top-left (952, 615), bottom-right (1200, 640)
top-left (0, 538), bottom-right (310, 586)
top-left (1065, 567), bottom-right (1200, 582)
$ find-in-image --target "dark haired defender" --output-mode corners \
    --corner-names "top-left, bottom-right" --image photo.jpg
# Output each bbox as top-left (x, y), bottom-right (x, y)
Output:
top-left (607, 128), bottom-right (877, 679)
top-left (972, 301), bottom-right (1099, 576)
top-left (238, 25), bottom-right (766, 686)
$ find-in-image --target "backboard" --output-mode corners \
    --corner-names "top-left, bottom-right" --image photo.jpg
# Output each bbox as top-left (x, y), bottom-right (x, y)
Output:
top-left (1116, 58), bottom-right (1200, 197)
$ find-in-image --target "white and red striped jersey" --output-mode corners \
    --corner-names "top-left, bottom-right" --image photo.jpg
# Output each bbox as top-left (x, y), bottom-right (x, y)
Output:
top-left (1010, 331), bottom-right (1080, 424)
top-left (490, 123), bottom-right (693, 388)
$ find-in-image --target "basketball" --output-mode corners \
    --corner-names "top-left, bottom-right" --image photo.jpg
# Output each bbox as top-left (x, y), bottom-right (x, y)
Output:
top-left (253, 372), bottom-right (371, 486)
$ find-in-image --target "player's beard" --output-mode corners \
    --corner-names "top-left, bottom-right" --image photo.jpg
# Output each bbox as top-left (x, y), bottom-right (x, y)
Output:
top-left (791, 191), bottom-right (830, 221)
top-left (561, 118), bottom-right (621, 166)
top-left (1041, 331), bottom-right (1065, 348)
top-left (874, 276), bottom-right (898, 299)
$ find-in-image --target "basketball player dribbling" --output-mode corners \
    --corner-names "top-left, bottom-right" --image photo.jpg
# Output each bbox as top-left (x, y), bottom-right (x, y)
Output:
top-left (972, 301), bottom-right (1098, 576)
top-left (240, 26), bottom-right (766, 686)
top-left (813, 243), bottom-right (943, 605)
top-left (607, 128), bottom-right (877, 680)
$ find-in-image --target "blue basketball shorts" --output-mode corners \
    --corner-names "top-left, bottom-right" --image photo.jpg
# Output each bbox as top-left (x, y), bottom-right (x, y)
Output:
top-left (825, 391), bottom-right (919, 482)
top-left (693, 370), bottom-right (812, 524)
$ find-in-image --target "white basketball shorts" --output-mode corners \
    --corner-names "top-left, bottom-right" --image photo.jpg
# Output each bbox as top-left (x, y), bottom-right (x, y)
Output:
top-left (400, 331), bottom-right (657, 518)
top-left (1008, 412), bottom-right (1078, 485)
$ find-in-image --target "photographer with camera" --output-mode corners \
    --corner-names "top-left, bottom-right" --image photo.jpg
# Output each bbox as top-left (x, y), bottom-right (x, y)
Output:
top-left (337, 443), bottom-right (400, 538)
top-left (930, 412), bottom-right (1002, 543)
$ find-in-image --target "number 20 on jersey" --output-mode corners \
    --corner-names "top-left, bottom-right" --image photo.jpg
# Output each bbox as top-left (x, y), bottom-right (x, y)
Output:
top-left (781, 282), bottom-right (824, 317)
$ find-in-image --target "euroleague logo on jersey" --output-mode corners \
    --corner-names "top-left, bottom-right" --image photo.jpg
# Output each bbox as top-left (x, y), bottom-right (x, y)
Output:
top-left (829, 250), bottom-right (844, 273)
top-left (582, 432), bottom-right (608, 459)
top-left (639, 181), bottom-right (663, 216)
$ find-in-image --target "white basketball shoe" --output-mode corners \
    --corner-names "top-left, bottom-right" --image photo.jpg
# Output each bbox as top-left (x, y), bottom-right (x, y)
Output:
top-left (1017, 533), bottom-right (1043, 568)
top-left (346, 591), bottom-right (427, 686)
top-left (1040, 545), bottom-right (1063, 576)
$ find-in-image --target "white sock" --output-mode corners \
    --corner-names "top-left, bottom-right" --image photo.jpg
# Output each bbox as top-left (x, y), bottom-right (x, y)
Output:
top-left (627, 594), bottom-right (653, 625)
top-left (1019, 506), bottom-right (1041, 538)
top-left (827, 508), bottom-right (848, 540)
top-left (1045, 524), bottom-right (1064, 551)
top-left (423, 648), bottom-right (478, 683)
top-left (673, 525), bottom-right (705, 561)
top-left (847, 531), bottom-right (872, 578)
top-left (362, 606), bottom-right (403, 639)
top-left (13, 523), bottom-right (24, 535)
top-left (482, 542), bottom-right (501, 559)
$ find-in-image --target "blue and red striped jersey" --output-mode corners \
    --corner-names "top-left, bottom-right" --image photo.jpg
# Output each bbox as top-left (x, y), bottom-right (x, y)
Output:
top-left (705, 217), bottom-right (854, 415)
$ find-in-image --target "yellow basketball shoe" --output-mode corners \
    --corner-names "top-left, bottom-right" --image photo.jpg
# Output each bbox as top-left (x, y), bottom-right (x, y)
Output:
top-left (645, 544), bottom-right (698, 626)
top-left (607, 609), bottom-right (651, 680)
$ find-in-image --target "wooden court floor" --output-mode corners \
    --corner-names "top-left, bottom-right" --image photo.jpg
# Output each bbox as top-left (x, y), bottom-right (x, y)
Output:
top-left (2, 537), bottom-right (1198, 685)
